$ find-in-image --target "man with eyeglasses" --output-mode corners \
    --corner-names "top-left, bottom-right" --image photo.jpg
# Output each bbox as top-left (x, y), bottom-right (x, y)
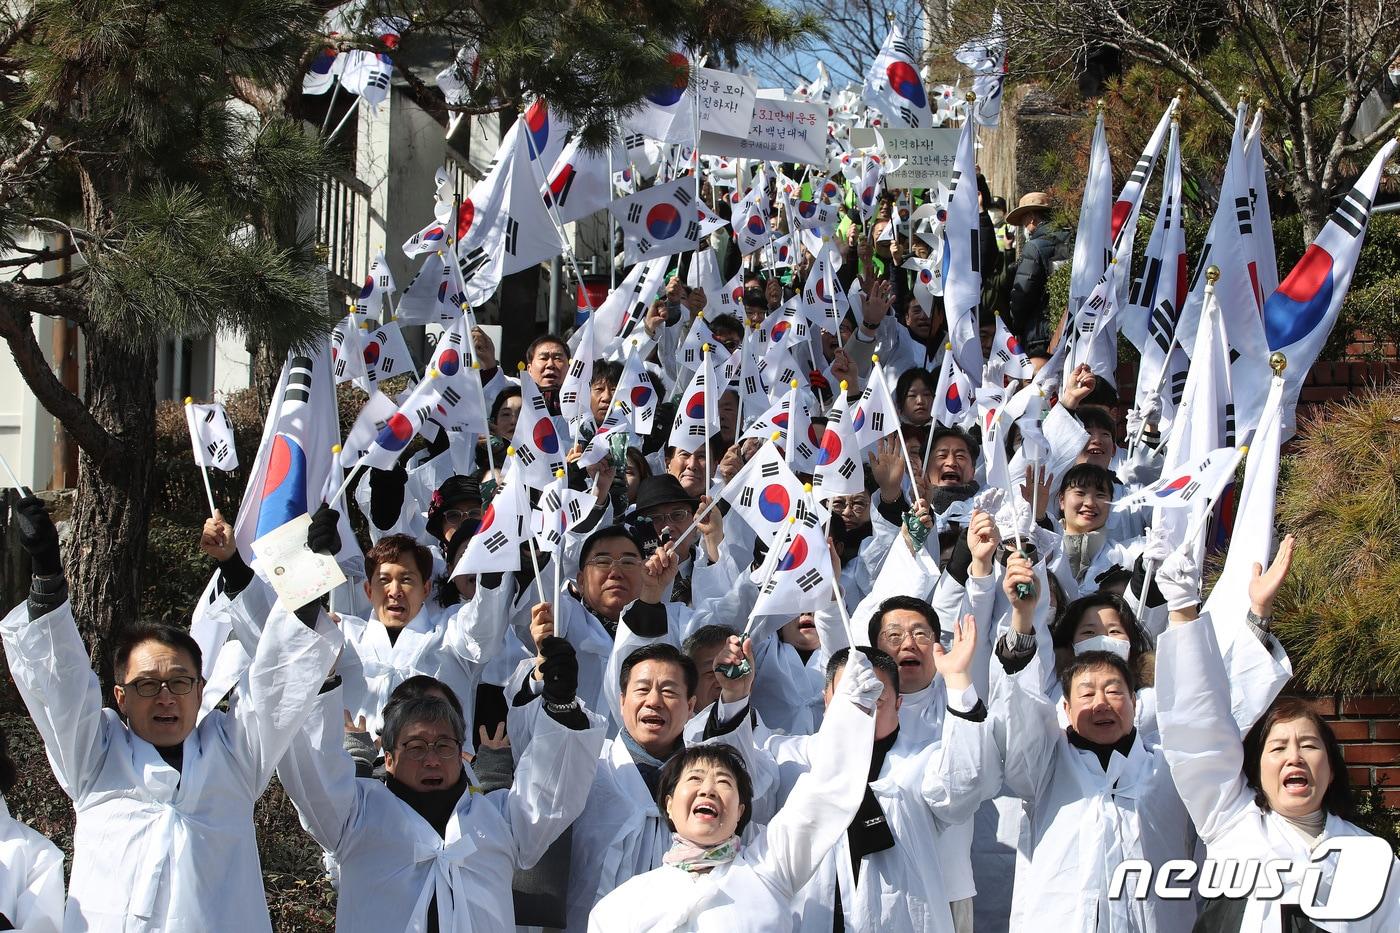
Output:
top-left (278, 609), bottom-right (605, 933)
top-left (866, 594), bottom-right (995, 933)
top-left (3, 496), bottom-right (342, 932)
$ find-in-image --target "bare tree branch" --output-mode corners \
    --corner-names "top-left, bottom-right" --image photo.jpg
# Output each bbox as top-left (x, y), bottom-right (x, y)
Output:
top-left (0, 301), bottom-right (121, 468)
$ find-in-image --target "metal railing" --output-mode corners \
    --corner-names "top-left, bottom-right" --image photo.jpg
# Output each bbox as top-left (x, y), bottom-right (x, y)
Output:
top-left (315, 170), bottom-right (374, 294)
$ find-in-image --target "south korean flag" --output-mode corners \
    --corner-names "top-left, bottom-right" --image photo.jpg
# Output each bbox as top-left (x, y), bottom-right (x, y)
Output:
top-left (750, 500), bottom-right (835, 617)
top-left (609, 178), bottom-right (702, 263)
top-left (454, 471), bottom-right (530, 574)
top-left (510, 372), bottom-right (568, 491)
top-left (185, 400), bottom-right (239, 471)
top-left (812, 389), bottom-right (864, 498)
top-left (533, 472), bottom-right (593, 554)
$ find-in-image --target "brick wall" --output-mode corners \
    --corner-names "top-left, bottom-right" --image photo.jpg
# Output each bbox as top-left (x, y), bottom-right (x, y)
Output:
top-left (1296, 360), bottom-right (1400, 419)
top-left (1302, 696), bottom-right (1400, 808)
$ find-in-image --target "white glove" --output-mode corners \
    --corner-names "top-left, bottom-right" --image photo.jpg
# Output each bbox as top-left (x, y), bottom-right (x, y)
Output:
top-left (1155, 548), bottom-right (1201, 611)
top-left (971, 487), bottom-right (1006, 515)
top-left (1118, 433), bottom-right (1164, 487)
top-left (1124, 408), bottom-right (1145, 441)
top-left (1141, 525), bottom-right (1173, 565)
top-left (1140, 392), bottom-right (1163, 423)
top-left (837, 648), bottom-right (887, 714)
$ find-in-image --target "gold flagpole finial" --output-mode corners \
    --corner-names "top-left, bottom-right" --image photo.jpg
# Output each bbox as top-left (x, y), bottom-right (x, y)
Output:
top-left (1270, 352), bottom-right (1288, 375)
top-left (1205, 265), bottom-right (1221, 284)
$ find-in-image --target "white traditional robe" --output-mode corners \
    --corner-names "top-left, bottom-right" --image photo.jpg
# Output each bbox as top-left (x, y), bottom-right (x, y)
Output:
top-left (0, 596), bottom-right (341, 933)
top-left (278, 687), bottom-right (605, 933)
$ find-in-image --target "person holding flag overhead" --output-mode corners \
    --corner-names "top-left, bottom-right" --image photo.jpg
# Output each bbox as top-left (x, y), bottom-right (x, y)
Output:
top-left (3, 495), bottom-right (342, 933)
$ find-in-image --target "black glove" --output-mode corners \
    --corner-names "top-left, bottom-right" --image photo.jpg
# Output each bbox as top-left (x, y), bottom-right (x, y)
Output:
top-left (15, 496), bottom-right (61, 576)
top-left (538, 636), bottom-right (579, 706)
top-left (367, 461), bottom-right (408, 530)
top-left (307, 504), bottom-right (342, 556)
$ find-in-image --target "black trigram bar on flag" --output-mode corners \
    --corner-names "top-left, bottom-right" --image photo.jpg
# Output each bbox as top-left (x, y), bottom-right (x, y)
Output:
top-left (760, 461), bottom-right (780, 478)
top-left (441, 386), bottom-right (462, 407)
top-left (675, 187), bottom-right (692, 206)
top-left (1128, 156), bottom-right (1151, 186)
top-left (739, 488), bottom-right (754, 508)
top-left (838, 459), bottom-right (857, 479)
top-left (530, 395), bottom-right (548, 412)
top-left (1234, 196), bottom-right (1253, 235)
top-left (796, 569), bottom-right (824, 592)
top-left (899, 106), bottom-right (918, 128)
top-left (504, 217), bottom-right (520, 256)
top-left (688, 424), bottom-right (707, 437)
top-left (287, 357), bottom-right (314, 404)
top-left (636, 238), bottom-right (653, 254)
top-left (518, 446), bottom-right (536, 466)
top-left (206, 442), bottom-right (229, 461)
top-left (560, 389), bottom-right (578, 405)
top-left (1332, 188), bottom-right (1372, 238)
top-left (482, 531), bottom-right (510, 553)
top-left (868, 412), bottom-right (884, 433)
top-left (627, 203), bottom-right (643, 224)
top-left (684, 221), bottom-right (700, 240)
top-left (459, 247), bottom-right (490, 280)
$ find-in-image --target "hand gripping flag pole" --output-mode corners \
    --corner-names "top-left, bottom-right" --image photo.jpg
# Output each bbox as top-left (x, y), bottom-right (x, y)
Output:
top-left (716, 513), bottom-right (798, 680)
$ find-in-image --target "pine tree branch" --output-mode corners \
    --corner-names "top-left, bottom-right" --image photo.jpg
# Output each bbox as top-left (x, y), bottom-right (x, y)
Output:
top-left (0, 299), bottom-right (121, 468)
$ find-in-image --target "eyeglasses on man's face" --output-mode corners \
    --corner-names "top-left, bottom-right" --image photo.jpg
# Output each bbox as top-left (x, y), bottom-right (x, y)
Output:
top-left (396, 738), bottom-right (463, 761)
top-left (584, 554), bottom-right (645, 572)
top-left (120, 676), bottom-right (200, 697)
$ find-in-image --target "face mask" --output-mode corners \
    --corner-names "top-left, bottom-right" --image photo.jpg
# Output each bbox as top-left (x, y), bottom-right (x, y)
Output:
top-left (1389, 68), bottom-right (1400, 81)
top-left (1074, 635), bottom-right (1131, 661)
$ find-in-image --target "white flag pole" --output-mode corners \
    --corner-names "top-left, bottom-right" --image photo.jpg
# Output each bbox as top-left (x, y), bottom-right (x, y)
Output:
top-left (701, 343), bottom-right (713, 492)
top-left (551, 469), bottom-right (564, 614)
top-left (184, 398), bottom-right (219, 518)
top-left (0, 447), bottom-right (29, 495)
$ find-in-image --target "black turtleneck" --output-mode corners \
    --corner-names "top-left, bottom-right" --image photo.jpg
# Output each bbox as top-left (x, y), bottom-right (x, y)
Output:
top-left (1066, 727), bottom-right (1138, 771)
top-left (387, 771), bottom-right (470, 838)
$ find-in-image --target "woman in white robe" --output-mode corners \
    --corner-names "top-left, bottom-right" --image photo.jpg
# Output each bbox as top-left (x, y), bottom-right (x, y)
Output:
top-left (1155, 539), bottom-right (1400, 931)
top-left (587, 645), bottom-right (886, 932)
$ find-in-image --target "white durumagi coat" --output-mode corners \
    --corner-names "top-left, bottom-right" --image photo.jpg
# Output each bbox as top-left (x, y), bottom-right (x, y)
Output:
top-left (772, 686), bottom-right (997, 932)
top-left (994, 655), bottom-right (1196, 933)
top-left (586, 679), bottom-right (877, 932)
top-left (0, 597), bottom-right (342, 933)
top-left (334, 575), bottom-right (515, 734)
top-left (1155, 616), bottom-right (1400, 931)
top-left (0, 796), bottom-right (64, 933)
top-left (277, 687), bottom-right (606, 933)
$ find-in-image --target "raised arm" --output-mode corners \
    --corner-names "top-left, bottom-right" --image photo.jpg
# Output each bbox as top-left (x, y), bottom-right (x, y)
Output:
top-left (925, 615), bottom-right (999, 827)
top-left (222, 513), bottom-right (345, 792)
top-left (0, 497), bottom-right (108, 800)
top-left (275, 683), bottom-right (362, 854)
top-left (502, 637), bottom-right (607, 868)
top-left (990, 558), bottom-right (1060, 803)
top-left (752, 648), bottom-right (881, 898)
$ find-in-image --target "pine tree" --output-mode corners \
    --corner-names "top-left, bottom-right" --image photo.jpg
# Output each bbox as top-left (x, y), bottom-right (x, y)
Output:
top-left (0, 0), bottom-right (339, 689)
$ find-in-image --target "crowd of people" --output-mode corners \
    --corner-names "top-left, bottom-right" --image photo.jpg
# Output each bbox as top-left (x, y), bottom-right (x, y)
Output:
top-left (0, 176), bottom-right (1396, 933)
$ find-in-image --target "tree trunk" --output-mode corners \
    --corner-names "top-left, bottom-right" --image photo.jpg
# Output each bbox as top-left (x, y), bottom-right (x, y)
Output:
top-left (65, 329), bottom-right (157, 698)
top-left (1292, 172), bottom-right (1330, 244)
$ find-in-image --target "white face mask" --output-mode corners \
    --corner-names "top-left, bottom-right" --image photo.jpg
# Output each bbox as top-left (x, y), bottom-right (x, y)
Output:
top-left (1074, 634), bottom-right (1131, 661)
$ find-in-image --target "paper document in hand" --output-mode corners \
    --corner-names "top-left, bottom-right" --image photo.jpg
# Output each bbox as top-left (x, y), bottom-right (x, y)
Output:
top-left (251, 513), bottom-right (346, 610)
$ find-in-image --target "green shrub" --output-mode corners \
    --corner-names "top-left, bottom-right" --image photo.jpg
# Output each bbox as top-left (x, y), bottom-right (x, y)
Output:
top-left (1272, 383), bottom-right (1400, 693)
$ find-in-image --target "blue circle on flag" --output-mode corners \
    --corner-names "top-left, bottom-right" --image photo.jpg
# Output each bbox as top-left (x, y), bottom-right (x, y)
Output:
top-left (758, 484), bottom-right (790, 522)
top-left (646, 204), bottom-right (682, 240)
top-left (886, 61), bottom-right (927, 108)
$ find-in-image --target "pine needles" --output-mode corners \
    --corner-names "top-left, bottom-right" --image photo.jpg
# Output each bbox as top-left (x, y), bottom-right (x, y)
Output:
top-left (1273, 384), bottom-right (1400, 694)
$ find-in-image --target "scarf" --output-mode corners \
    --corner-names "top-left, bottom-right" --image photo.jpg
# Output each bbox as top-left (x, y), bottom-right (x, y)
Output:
top-left (847, 729), bottom-right (899, 878)
top-left (620, 728), bottom-right (675, 797)
top-left (931, 481), bottom-right (979, 515)
top-left (387, 772), bottom-right (469, 838)
top-left (1067, 726), bottom-right (1138, 771)
top-left (1063, 529), bottom-right (1108, 581)
top-left (662, 833), bottom-right (741, 873)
